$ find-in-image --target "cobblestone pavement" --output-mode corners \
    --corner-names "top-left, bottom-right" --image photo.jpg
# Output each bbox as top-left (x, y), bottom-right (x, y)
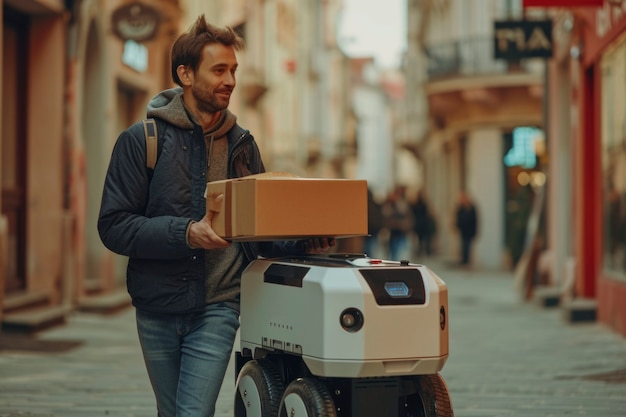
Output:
top-left (1, 258), bottom-right (625, 417)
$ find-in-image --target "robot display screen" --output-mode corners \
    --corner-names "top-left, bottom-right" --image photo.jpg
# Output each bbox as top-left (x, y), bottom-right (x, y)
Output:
top-left (359, 268), bottom-right (426, 305)
top-left (384, 281), bottom-right (410, 297)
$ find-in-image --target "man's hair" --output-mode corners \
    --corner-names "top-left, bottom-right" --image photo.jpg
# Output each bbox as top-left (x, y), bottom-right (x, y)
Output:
top-left (171, 14), bottom-right (245, 87)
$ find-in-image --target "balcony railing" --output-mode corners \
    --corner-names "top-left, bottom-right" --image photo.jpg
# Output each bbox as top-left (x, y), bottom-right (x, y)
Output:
top-left (424, 36), bottom-right (533, 80)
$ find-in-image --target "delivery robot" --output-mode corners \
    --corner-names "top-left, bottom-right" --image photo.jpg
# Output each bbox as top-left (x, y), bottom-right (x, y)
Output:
top-left (234, 254), bottom-right (453, 417)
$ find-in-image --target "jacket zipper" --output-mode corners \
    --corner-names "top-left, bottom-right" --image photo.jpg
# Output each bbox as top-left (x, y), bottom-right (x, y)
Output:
top-left (228, 130), bottom-right (253, 177)
top-left (227, 129), bottom-right (258, 262)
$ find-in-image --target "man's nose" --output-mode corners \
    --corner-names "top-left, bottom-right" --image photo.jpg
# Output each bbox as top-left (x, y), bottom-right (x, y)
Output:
top-left (224, 72), bottom-right (236, 86)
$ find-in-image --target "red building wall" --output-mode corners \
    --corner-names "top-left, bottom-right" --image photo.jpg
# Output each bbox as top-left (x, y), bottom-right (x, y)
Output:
top-left (575, 3), bottom-right (626, 337)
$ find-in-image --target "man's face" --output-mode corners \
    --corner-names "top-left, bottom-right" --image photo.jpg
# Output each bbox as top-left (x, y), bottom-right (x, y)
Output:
top-left (190, 43), bottom-right (238, 114)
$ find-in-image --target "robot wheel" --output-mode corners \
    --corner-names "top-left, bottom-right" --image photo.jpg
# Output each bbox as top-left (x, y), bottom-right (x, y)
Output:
top-left (234, 358), bottom-right (453, 417)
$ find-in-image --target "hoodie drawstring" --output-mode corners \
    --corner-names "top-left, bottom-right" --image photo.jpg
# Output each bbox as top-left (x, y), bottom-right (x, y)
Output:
top-left (207, 135), bottom-right (214, 169)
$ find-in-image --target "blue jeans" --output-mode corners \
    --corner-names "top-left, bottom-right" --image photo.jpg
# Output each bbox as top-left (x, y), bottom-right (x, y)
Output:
top-left (364, 236), bottom-right (378, 258)
top-left (136, 303), bottom-right (240, 417)
top-left (389, 234), bottom-right (408, 261)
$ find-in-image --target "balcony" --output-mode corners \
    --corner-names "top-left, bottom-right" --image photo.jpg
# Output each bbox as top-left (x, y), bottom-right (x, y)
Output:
top-left (424, 36), bottom-right (536, 81)
top-left (423, 36), bottom-right (544, 128)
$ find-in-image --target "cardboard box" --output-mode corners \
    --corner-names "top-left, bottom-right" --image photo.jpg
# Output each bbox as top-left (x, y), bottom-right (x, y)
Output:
top-left (205, 173), bottom-right (368, 241)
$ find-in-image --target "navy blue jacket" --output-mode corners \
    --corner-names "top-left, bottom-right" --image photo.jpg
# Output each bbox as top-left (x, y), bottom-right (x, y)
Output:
top-left (98, 117), bottom-right (296, 313)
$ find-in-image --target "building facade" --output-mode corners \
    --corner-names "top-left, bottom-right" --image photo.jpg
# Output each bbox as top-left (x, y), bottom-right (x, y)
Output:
top-left (558, 1), bottom-right (626, 337)
top-left (1, 0), bottom-right (186, 329)
top-left (503, 0), bottom-right (626, 338)
top-left (2, 0), bottom-right (70, 326)
top-left (1, 0), bottom-right (361, 331)
top-left (406, 0), bottom-right (546, 269)
top-left (405, 0), bottom-right (626, 337)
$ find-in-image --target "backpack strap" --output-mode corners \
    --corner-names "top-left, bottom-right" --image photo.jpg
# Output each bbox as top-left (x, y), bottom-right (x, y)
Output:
top-left (142, 118), bottom-right (158, 169)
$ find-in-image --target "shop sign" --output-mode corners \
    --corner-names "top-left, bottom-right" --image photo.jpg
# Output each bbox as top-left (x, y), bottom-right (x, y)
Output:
top-left (523, 0), bottom-right (603, 6)
top-left (504, 127), bottom-right (543, 169)
top-left (494, 20), bottom-right (553, 59)
top-left (111, 2), bottom-right (161, 42)
top-left (596, 1), bottom-right (626, 37)
top-left (575, 1), bottom-right (626, 67)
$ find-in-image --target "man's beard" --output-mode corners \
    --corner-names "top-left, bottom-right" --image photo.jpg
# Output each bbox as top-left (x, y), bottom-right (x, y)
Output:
top-left (192, 85), bottom-right (230, 114)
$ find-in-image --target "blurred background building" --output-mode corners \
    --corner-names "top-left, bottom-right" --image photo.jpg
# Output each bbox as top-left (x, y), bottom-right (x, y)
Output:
top-left (1, 0), bottom-right (625, 339)
top-left (404, 0), bottom-right (547, 271)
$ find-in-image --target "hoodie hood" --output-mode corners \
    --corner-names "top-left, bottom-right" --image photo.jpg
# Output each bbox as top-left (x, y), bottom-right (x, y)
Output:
top-left (146, 87), bottom-right (195, 130)
top-left (146, 87), bottom-right (238, 135)
top-left (205, 108), bottom-right (237, 139)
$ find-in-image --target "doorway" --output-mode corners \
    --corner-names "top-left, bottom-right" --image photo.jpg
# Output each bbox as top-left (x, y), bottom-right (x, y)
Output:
top-left (2, 9), bottom-right (28, 293)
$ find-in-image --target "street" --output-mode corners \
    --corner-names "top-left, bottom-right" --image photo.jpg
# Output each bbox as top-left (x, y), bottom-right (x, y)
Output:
top-left (1, 258), bottom-right (625, 417)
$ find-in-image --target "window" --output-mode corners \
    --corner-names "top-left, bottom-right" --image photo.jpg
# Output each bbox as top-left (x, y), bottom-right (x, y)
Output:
top-left (600, 33), bottom-right (626, 279)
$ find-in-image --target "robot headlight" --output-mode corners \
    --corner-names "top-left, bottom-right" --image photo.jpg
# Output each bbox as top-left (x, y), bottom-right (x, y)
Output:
top-left (340, 308), bottom-right (364, 333)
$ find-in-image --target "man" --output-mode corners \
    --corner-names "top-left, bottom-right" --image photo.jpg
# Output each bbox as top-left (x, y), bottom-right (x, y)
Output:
top-left (98, 15), bottom-right (333, 417)
top-left (383, 185), bottom-right (413, 261)
top-left (455, 191), bottom-right (478, 266)
top-left (411, 191), bottom-right (435, 257)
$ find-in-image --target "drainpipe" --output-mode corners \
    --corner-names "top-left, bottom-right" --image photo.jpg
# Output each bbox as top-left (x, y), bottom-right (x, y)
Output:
top-left (61, 0), bottom-right (79, 308)
top-left (0, 4), bottom-right (5, 323)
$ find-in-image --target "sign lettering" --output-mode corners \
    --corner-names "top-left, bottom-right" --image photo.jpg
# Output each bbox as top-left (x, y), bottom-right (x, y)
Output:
top-left (523, 0), bottom-right (603, 6)
top-left (494, 20), bottom-right (553, 60)
top-left (597, 1), bottom-right (626, 38)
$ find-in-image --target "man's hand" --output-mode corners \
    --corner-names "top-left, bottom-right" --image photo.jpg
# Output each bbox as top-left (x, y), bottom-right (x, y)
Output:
top-left (187, 210), bottom-right (230, 250)
top-left (303, 237), bottom-right (336, 254)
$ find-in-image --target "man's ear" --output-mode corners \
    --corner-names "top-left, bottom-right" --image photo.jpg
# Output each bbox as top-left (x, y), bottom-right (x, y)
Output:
top-left (177, 65), bottom-right (193, 87)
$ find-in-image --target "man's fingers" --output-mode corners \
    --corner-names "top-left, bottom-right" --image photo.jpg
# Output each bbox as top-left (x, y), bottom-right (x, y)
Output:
top-left (303, 238), bottom-right (335, 254)
top-left (207, 193), bottom-right (224, 212)
top-left (189, 213), bottom-right (230, 249)
top-left (320, 237), bottom-right (336, 249)
top-left (206, 193), bottom-right (224, 224)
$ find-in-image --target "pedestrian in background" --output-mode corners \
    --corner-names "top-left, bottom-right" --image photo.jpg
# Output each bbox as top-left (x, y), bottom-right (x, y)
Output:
top-left (98, 15), bottom-right (333, 417)
top-left (383, 185), bottom-right (413, 261)
top-left (365, 188), bottom-right (384, 258)
top-left (412, 190), bottom-right (436, 257)
top-left (455, 190), bottom-right (478, 266)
